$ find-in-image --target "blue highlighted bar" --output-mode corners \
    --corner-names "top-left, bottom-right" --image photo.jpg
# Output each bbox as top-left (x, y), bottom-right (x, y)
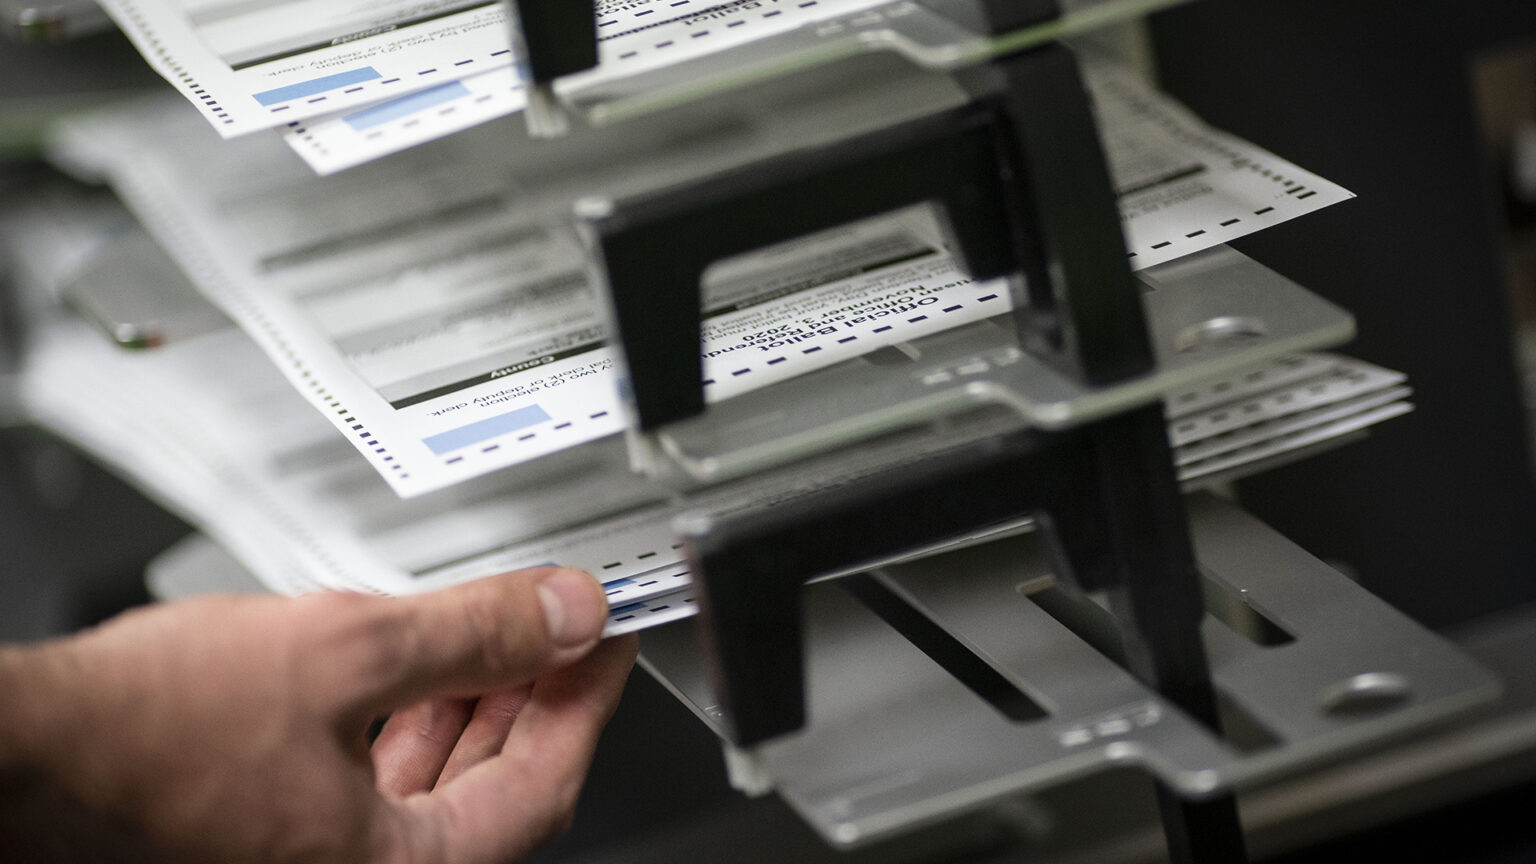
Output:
top-left (422, 405), bottom-right (551, 455)
top-left (344, 81), bottom-right (470, 130)
top-left (603, 578), bottom-right (636, 589)
top-left (253, 67), bottom-right (381, 106)
top-left (609, 602), bottom-right (645, 615)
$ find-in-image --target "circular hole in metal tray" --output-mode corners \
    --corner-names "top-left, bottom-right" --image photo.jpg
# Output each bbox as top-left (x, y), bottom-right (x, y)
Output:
top-left (1319, 671), bottom-right (1413, 716)
top-left (1174, 315), bottom-right (1268, 353)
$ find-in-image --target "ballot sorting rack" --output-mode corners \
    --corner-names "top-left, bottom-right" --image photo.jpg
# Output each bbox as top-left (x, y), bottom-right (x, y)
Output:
top-left (496, 0), bottom-right (1505, 861)
top-left (13, 0), bottom-right (1494, 858)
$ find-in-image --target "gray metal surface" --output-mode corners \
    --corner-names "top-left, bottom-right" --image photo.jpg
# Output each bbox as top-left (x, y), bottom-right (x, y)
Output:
top-left (61, 226), bottom-right (231, 348)
top-left (2, 0), bottom-right (109, 42)
top-left (637, 494), bottom-right (1498, 848)
top-left (572, 0), bottom-right (1189, 126)
top-left (651, 245), bottom-right (1355, 483)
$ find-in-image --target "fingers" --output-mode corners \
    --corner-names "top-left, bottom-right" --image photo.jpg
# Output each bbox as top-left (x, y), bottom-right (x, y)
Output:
top-left (434, 685), bottom-right (533, 789)
top-left (386, 634), bottom-right (637, 864)
top-left (372, 698), bottom-right (475, 798)
top-left (312, 567), bottom-right (611, 720)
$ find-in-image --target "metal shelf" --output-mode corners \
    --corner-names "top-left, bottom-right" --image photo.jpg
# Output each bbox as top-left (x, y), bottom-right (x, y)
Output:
top-left (638, 493), bottom-right (1500, 848)
top-left (649, 245), bottom-right (1354, 484)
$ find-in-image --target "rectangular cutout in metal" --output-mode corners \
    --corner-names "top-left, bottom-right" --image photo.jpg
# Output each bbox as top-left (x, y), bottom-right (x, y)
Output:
top-left (842, 573), bottom-right (1048, 723)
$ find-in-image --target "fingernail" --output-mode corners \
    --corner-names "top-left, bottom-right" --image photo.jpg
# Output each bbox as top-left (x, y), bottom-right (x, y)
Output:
top-left (537, 569), bottom-right (606, 648)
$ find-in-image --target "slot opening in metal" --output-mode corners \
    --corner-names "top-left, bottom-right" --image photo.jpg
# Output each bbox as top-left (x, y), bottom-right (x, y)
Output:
top-left (842, 572), bottom-right (1049, 723)
top-left (1026, 579), bottom-right (1282, 753)
top-left (1200, 571), bottom-right (1295, 647)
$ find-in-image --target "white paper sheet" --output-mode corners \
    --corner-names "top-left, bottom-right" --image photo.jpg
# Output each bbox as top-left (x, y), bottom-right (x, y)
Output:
top-left (19, 304), bottom-right (1411, 635)
top-left (46, 66), bottom-right (1354, 497)
top-left (6, 188), bottom-right (1405, 630)
top-left (46, 105), bottom-right (1011, 495)
top-left (98, 0), bottom-right (884, 137)
top-left (1087, 64), bottom-right (1355, 269)
top-left (280, 49), bottom-right (1355, 287)
top-left (18, 310), bottom-right (697, 631)
top-left (95, 0), bottom-right (515, 136)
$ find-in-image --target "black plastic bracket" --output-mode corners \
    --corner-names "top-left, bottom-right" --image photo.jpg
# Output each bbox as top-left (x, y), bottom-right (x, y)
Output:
top-left (582, 41), bottom-right (1149, 429)
top-left (684, 405), bottom-right (1217, 746)
top-left (505, 0), bottom-right (598, 85)
top-left (582, 103), bottom-right (1020, 429)
top-left (685, 404), bottom-right (1244, 860)
top-left (974, 44), bottom-right (1154, 385)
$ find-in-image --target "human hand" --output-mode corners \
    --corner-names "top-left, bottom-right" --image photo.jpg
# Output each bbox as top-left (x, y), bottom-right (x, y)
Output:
top-left (0, 566), bottom-right (636, 864)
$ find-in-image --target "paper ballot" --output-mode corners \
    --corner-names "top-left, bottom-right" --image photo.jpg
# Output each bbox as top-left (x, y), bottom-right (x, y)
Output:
top-left (46, 61), bottom-right (1352, 497)
top-left (93, 0), bottom-right (887, 136)
top-left (19, 0), bottom-right (1383, 636)
top-left (8, 187), bottom-right (1403, 635)
top-left (18, 307), bottom-right (1411, 634)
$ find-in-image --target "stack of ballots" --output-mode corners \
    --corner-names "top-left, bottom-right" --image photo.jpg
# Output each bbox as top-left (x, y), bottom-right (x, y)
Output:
top-left (8, 0), bottom-right (1410, 634)
top-left (91, 0), bottom-right (1040, 175)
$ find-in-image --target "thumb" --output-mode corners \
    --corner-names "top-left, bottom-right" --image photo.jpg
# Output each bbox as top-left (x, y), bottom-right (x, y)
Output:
top-left (314, 567), bottom-right (610, 721)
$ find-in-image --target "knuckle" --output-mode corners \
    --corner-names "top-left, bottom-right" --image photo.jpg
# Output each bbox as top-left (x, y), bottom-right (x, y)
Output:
top-left (460, 583), bottom-right (538, 679)
top-left (402, 701), bottom-right (468, 750)
top-left (299, 592), bottom-right (415, 698)
top-left (480, 694), bottom-right (527, 728)
top-left (374, 799), bottom-right (445, 864)
top-left (539, 779), bottom-right (582, 841)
